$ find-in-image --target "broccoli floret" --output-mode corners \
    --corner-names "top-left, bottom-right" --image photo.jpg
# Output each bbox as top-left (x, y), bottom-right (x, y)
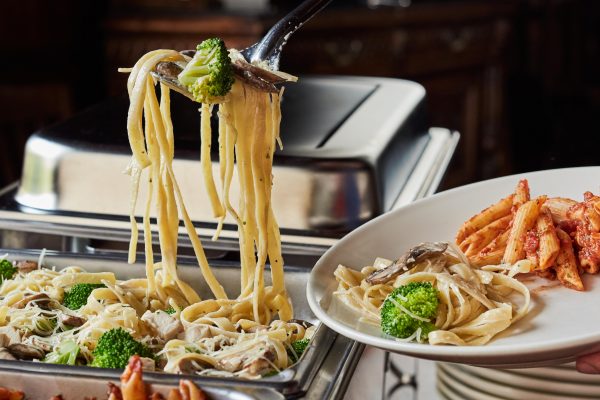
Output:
top-left (44, 340), bottom-right (80, 365)
top-left (178, 37), bottom-right (234, 103)
top-left (90, 328), bottom-right (154, 369)
top-left (380, 282), bottom-right (439, 341)
top-left (0, 259), bottom-right (17, 283)
top-left (287, 338), bottom-right (310, 363)
top-left (63, 283), bottom-right (105, 310)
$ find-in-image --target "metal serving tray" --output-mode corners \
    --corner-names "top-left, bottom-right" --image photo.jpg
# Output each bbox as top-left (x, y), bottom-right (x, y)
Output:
top-left (0, 368), bottom-right (283, 400)
top-left (0, 249), bottom-right (355, 399)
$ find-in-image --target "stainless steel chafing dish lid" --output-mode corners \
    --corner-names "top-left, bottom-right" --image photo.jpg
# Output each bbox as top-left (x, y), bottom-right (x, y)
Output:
top-left (16, 76), bottom-right (431, 235)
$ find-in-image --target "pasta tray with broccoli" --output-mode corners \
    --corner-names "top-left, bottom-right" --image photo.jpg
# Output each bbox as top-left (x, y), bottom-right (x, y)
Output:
top-left (0, 36), bottom-right (313, 379)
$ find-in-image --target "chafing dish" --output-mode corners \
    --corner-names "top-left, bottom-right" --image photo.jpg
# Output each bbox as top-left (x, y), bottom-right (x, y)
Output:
top-left (0, 249), bottom-right (354, 399)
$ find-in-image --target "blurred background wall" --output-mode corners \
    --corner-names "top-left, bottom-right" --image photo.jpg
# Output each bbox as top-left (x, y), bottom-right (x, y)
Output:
top-left (0, 0), bottom-right (598, 190)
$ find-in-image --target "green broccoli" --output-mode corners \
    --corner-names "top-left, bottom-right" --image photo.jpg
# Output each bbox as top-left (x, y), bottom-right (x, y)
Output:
top-left (287, 338), bottom-right (310, 363)
top-left (90, 328), bottom-right (154, 369)
top-left (62, 283), bottom-right (105, 310)
top-left (44, 340), bottom-right (80, 365)
top-left (178, 37), bottom-right (234, 103)
top-left (380, 282), bottom-right (439, 341)
top-left (0, 259), bottom-right (17, 283)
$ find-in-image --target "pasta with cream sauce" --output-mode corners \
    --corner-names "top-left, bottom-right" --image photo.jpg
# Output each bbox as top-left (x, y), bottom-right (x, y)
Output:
top-left (333, 243), bottom-right (531, 345)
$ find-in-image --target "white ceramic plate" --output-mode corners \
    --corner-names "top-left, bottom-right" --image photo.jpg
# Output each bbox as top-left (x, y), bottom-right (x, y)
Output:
top-left (307, 167), bottom-right (600, 368)
top-left (437, 368), bottom-right (505, 400)
top-left (438, 363), bottom-right (596, 400)
top-left (514, 366), bottom-right (600, 384)
top-left (453, 364), bottom-right (600, 396)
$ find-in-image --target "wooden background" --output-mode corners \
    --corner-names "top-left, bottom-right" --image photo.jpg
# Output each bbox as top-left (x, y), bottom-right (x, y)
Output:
top-left (0, 0), bottom-right (598, 190)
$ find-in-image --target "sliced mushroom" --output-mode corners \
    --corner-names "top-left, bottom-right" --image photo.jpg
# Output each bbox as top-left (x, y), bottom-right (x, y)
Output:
top-left (15, 260), bottom-right (38, 274)
top-left (0, 347), bottom-right (16, 360)
top-left (7, 343), bottom-right (45, 360)
top-left (13, 293), bottom-right (52, 309)
top-left (233, 59), bottom-right (289, 85)
top-left (232, 62), bottom-right (278, 93)
top-left (60, 314), bottom-right (86, 327)
top-left (366, 242), bottom-right (449, 285)
top-left (155, 61), bottom-right (183, 80)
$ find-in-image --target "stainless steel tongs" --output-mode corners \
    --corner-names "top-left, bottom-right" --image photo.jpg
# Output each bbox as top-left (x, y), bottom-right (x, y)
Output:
top-left (151, 0), bottom-right (332, 99)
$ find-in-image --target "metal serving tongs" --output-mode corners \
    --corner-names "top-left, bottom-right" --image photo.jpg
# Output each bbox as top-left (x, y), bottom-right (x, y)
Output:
top-left (151, 0), bottom-right (332, 99)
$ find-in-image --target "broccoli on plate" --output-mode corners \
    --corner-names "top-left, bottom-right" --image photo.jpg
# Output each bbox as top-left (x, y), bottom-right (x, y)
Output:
top-left (91, 328), bottom-right (154, 369)
top-left (380, 282), bottom-right (439, 342)
top-left (178, 37), bottom-right (234, 104)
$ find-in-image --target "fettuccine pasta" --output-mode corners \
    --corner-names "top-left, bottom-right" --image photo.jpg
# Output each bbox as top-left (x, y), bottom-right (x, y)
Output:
top-left (333, 243), bottom-right (531, 345)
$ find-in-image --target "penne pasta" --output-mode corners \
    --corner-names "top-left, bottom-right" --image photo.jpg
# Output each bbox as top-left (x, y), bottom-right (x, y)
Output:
top-left (554, 228), bottom-right (584, 291)
top-left (457, 179), bottom-right (600, 291)
top-left (503, 196), bottom-right (546, 265)
top-left (472, 228), bottom-right (511, 267)
top-left (456, 194), bottom-right (514, 244)
top-left (535, 208), bottom-right (561, 270)
top-left (471, 247), bottom-right (505, 267)
top-left (460, 215), bottom-right (512, 257)
top-left (512, 179), bottom-right (530, 210)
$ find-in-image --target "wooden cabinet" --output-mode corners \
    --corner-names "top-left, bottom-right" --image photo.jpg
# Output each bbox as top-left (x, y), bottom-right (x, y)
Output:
top-left (279, 4), bottom-right (516, 188)
top-left (104, 2), bottom-right (519, 188)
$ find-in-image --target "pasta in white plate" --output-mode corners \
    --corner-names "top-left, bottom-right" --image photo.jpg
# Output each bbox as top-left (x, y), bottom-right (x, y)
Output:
top-left (333, 243), bottom-right (531, 345)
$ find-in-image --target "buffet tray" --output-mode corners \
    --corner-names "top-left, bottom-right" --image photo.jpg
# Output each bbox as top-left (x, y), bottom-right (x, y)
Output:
top-left (0, 367), bottom-right (283, 400)
top-left (0, 249), bottom-right (353, 398)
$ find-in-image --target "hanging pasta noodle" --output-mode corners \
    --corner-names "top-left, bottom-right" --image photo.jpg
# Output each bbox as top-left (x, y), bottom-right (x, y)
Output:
top-left (333, 243), bottom-right (531, 345)
top-left (120, 45), bottom-right (296, 366)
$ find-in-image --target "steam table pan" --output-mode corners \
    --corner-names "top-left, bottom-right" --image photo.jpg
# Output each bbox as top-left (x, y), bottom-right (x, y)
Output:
top-left (0, 249), bottom-right (358, 399)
